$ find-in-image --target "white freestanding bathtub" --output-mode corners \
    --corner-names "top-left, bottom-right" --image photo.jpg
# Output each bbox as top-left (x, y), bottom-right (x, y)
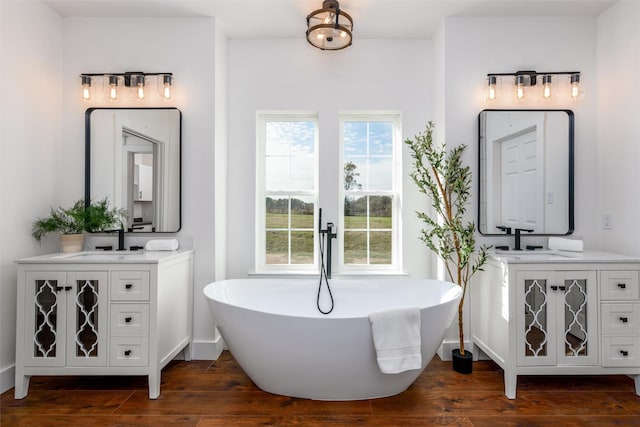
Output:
top-left (203, 278), bottom-right (461, 400)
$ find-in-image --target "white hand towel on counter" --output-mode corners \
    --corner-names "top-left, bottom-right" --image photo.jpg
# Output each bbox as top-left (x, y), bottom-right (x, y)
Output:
top-left (548, 237), bottom-right (583, 252)
top-left (145, 239), bottom-right (179, 251)
top-left (368, 307), bottom-right (421, 374)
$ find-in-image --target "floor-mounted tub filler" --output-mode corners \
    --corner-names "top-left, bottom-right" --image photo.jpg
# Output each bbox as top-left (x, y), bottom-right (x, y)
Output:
top-left (203, 278), bottom-right (461, 400)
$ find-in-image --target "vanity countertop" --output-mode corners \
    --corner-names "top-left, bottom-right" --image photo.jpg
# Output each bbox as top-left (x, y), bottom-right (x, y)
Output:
top-left (490, 249), bottom-right (640, 264)
top-left (16, 249), bottom-right (193, 264)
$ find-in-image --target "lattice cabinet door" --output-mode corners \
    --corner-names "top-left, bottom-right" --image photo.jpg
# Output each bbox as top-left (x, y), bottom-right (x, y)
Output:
top-left (66, 272), bottom-right (108, 367)
top-left (516, 271), bottom-right (558, 366)
top-left (24, 272), bottom-right (68, 367)
top-left (23, 271), bottom-right (108, 367)
top-left (517, 270), bottom-right (598, 367)
top-left (556, 271), bottom-right (598, 366)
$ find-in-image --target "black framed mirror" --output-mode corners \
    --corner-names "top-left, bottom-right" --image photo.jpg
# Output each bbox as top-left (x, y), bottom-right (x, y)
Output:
top-left (85, 108), bottom-right (181, 232)
top-left (478, 109), bottom-right (574, 236)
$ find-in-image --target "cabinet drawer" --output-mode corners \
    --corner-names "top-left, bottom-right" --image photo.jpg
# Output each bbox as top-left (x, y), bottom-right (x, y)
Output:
top-left (601, 303), bottom-right (640, 336)
top-left (110, 304), bottom-right (149, 336)
top-left (600, 271), bottom-right (639, 301)
top-left (110, 271), bottom-right (150, 301)
top-left (601, 336), bottom-right (640, 367)
top-left (110, 336), bottom-right (149, 367)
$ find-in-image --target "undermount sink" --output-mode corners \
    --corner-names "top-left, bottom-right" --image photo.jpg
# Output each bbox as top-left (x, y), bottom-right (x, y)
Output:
top-left (50, 250), bottom-right (143, 260)
top-left (493, 249), bottom-right (578, 260)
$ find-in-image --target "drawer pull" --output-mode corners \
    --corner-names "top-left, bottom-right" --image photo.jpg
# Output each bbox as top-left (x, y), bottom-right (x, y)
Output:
top-left (620, 317), bottom-right (629, 323)
top-left (620, 350), bottom-right (629, 357)
top-left (64, 286), bottom-right (72, 291)
top-left (617, 283), bottom-right (627, 289)
top-left (55, 286), bottom-right (64, 292)
top-left (125, 316), bottom-right (133, 323)
top-left (124, 350), bottom-right (132, 356)
top-left (125, 283), bottom-right (133, 290)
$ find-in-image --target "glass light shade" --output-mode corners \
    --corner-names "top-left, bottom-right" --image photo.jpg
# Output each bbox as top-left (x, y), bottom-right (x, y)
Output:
top-left (542, 75), bottom-right (552, 99)
top-left (108, 75), bottom-right (119, 100)
top-left (515, 75), bottom-right (525, 100)
top-left (161, 74), bottom-right (172, 100)
top-left (136, 75), bottom-right (145, 100)
top-left (306, 1), bottom-right (353, 50)
top-left (487, 76), bottom-right (497, 101)
top-left (571, 73), bottom-right (580, 99)
top-left (81, 75), bottom-right (92, 101)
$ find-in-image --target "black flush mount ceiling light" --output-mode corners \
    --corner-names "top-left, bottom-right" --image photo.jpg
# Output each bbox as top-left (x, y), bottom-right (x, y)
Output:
top-left (306, 0), bottom-right (353, 51)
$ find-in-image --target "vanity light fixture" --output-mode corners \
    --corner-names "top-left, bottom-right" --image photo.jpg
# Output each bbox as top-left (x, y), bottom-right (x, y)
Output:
top-left (79, 72), bottom-right (173, 102)
top-left (486, 70), bottom-right (581, 101)
top-left (306, 0), bottom-right (353, 51)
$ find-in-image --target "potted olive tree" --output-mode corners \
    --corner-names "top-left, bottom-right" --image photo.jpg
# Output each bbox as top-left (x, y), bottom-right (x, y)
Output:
top-left (405, 122), bottom-right (489, 374)
top-left (32, 198), bottom-right (126, 253)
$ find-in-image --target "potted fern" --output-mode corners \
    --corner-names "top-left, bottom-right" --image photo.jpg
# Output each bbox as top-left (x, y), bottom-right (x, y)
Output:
top-left (32, 197), bottom-right (126, 253)
top-left (405, 122), bottom-right (489, 374)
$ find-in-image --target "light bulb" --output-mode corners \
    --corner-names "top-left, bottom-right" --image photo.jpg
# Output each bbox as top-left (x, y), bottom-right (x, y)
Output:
top-left (162, 75), bottom-right (172, 100)
top-left (570, 73), bottom-right (580, 99)
top-left (542, 75), bottom-right (552, 99)
top-left (108, 75), bottom-right (118, 100)
top-left (515, 75), bottom-right (525, 100)
top-left (487, 75), bottom-right (497, 101)
top-left (136, 75), bottom-right (145, 100)
top-left (81, 75), bottom-right (91, 101)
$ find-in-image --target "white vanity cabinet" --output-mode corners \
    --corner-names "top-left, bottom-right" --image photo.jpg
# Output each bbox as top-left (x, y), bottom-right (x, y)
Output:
top-left (14, 250), bottom-right (193, 399)
top-left (471, 251), bottom-right (640, 399)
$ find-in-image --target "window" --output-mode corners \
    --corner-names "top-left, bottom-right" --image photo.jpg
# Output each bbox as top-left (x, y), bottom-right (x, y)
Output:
top-left (255, 111), bottom-right (401, 274)
top-left (256, 113), bottom-right (318, 270)
top-left (340, 113), bottom-right (401, 271)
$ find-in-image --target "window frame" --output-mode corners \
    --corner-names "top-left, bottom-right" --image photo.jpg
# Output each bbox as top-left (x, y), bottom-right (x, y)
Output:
top-left (255, 111), bottom-right (319, 273)
top-left (337, 112), bottom-right (403, 274)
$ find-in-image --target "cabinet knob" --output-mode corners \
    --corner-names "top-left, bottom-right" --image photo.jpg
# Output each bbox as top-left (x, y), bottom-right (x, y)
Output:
top-left (617, 283), bottom-right (627, 289)
top-left (620, 350), bottom-right (629, 357)
top-left (124, 350), bottom-right (132, 356)
top-left (620, 317), bottom-right (629, 323)
top-left (55, 286), bottom-right (64, 292)
top-left (125, 316), bottom-right (133, 323)
top-left (125, 283), bottom-right (133, 290)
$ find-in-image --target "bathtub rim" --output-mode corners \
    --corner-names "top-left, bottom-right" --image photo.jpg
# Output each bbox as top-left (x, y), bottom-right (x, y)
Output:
top-left (203, 277), bottom-right (462, 320)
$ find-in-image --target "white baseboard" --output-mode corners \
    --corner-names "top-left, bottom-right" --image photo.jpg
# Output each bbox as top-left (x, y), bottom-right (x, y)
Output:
top-left (190, 336), bottom-right (225, 360)
top-left (1, 364), bottom-right (15, 394)
top-left (438, 340), bottom-right (490, 362)
top-left (437, 339), bottom-right (473, 361)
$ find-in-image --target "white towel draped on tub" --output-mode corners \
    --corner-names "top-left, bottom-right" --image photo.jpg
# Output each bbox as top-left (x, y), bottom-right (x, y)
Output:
top-left (368, 307), bottom-right (422, 374)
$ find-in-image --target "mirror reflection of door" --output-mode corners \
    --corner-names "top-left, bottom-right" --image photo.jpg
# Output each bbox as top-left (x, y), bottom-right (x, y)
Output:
top-left (122, 129), bottom-right (161, 232)
top-left (497, 124), bottom-right (544, 231)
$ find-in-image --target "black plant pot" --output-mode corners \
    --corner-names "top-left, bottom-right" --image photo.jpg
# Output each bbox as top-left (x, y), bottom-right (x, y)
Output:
top-left (452, 349), bottom-right (473, 374)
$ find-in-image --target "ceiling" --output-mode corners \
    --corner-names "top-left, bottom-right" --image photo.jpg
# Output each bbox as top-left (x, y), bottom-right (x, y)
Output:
top-left (44, 0), bottom-right (616, 39)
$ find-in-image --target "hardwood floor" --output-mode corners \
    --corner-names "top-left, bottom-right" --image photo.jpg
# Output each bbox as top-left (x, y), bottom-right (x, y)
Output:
top-left (2, 351), bottom-right (640, 426)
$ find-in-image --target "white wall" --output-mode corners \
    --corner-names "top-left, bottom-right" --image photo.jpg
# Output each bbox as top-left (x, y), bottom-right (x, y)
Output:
top-left (596, 2), bottom-right (640, 256)
top-left (60, 17), bottom-right (222, 360)
top-left (226, 38), bottom-right (434, 279)
top-left (0, 1), bottom-right (63, 393)
top-left (438, 16), bottom-right (598, 355)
